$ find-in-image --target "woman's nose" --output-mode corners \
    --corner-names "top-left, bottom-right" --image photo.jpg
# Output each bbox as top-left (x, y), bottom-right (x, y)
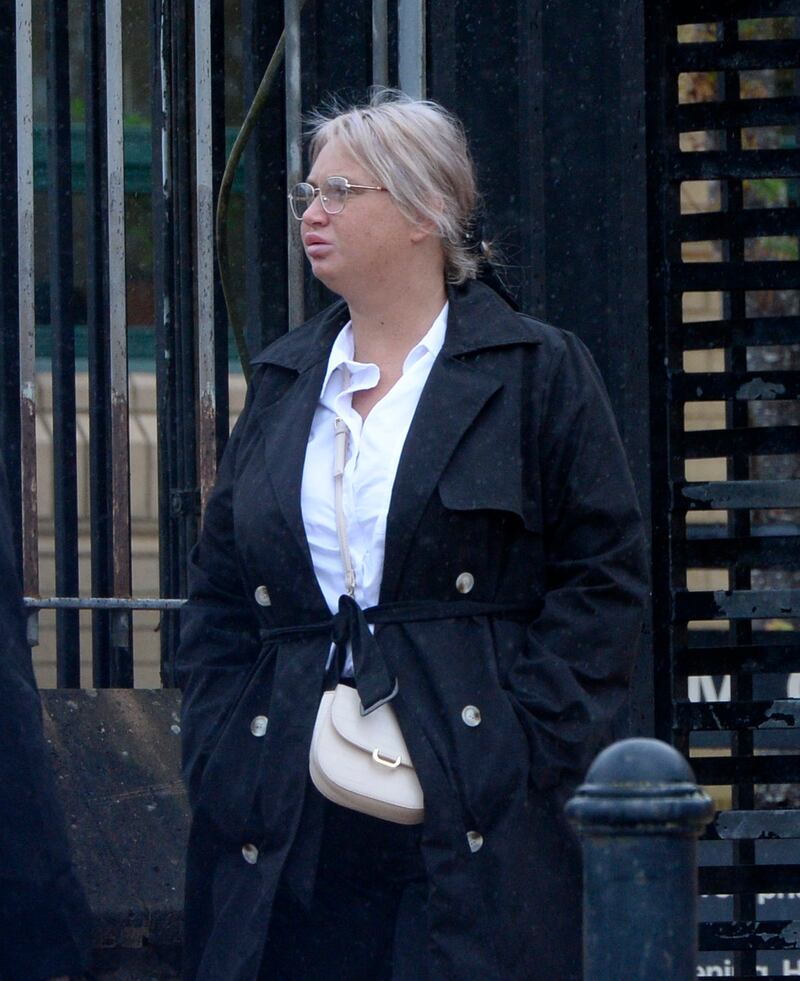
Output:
top-left (302, 193), bottom-right (328, 226)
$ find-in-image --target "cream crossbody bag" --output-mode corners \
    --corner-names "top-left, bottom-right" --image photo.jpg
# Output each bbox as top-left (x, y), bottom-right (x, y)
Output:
top-left (308, 402), bottom-right (424, 825)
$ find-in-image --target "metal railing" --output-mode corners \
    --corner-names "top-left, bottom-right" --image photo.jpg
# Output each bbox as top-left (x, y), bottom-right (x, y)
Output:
top-left (1, 0), bottom-right (426, 688)
top-left (647, 3), bottom-right (800, 974)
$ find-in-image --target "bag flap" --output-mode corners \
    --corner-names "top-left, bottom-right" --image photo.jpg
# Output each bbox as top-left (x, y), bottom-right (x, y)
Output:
top-left (330, 684), bottom-right (414, 768)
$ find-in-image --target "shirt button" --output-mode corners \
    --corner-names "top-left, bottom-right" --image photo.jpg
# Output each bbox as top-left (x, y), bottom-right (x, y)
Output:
top-left (254, 585), bottom-right (271, 607)
top-left (250, 715), bottom-right (268, 737)
top-left (466, 830), bottom-right (484, 853)
top-left (461, 705), bottom-right (481, 727)
top-left (455, 572), bottom-right (474, 594)
top-left (241, 843), bottom-right (259, 865)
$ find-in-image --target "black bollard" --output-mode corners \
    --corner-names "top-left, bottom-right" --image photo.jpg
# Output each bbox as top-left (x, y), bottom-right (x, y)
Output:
top-left (566, 737), bottom-right (714, 981)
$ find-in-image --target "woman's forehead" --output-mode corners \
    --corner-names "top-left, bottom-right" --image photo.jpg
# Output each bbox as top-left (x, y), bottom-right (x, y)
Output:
top-left (306, 138), bottom-right (371, 184)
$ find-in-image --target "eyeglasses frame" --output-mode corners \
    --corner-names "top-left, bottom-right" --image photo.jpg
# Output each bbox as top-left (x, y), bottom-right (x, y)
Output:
top-left (288, 175), bottom-right (387, 220)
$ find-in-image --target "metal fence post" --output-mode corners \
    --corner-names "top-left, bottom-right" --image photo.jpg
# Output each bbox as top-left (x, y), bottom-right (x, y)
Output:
top-left (566, 737), bottom-right (714, 981)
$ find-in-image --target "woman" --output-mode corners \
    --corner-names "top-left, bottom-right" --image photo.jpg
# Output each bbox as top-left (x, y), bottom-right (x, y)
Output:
top-left (177, 90), bottom-right (648, 981)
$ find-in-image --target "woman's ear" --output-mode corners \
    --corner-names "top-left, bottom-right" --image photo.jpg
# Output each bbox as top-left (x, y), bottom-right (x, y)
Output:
top-left (409, 217), bottom-right (438, 242)
top-left (410, 194), bottom-right (443, 242)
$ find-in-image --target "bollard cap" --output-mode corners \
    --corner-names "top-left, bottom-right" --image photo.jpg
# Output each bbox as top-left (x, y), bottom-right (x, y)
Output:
top-left (565, 738), bottom-right (714, 837)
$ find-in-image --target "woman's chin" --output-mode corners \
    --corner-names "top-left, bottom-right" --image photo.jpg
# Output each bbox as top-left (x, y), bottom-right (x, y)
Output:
top-left (309, 260), bottom-right (344, 292)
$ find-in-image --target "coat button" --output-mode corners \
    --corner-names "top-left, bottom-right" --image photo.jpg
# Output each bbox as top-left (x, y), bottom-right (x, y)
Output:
top-left (461, 705), bottom-right (481, 727)
top-left (250, 715), bottom-right (268, 737)
top-left (254, 585), bottom-right (271, 607)
top-left (241, 843), bottom-right (259, 865)
top-left (466, 830), bottom-right (484, 853)
top-left (455, 572), bottom-right (474, 594)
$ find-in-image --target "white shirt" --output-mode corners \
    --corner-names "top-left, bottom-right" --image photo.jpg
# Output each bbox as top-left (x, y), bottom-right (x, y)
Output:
top-left (300, 303), bottom-right (448, 674)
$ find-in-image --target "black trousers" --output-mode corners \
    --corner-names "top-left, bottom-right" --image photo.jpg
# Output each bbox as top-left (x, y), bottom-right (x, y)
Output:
top-left (260, 799), bottom-right (427, 981)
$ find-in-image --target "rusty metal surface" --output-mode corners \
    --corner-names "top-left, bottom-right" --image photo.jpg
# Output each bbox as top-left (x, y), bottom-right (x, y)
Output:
top-left (699, 920), bottom-right (800, 952)
top-left (677, 479), bottom-right (800, 510)
top-left (198, 392), bottom-right (217, 516)
top-left (709, 810), bottom-right (800, 841)
top-left (676, 699), bottom-right (800, 732)
top-left (19, 390), bottom-right (37, 596)
top-left (40, 688), bottom-right (189, 951)
top-left (675, 588), bottom-right (800, 622)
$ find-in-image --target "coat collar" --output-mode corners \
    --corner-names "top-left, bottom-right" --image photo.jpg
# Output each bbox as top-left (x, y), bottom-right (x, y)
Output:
top-left (249, 279), bottom-right (542, 375)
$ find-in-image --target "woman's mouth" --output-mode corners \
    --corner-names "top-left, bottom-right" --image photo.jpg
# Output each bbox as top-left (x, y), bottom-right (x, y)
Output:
top-left (304, 235), bottom-right (332, 258)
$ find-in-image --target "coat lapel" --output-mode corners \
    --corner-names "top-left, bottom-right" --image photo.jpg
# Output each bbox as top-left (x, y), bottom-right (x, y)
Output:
top-left (253, 360), bottom-right (328, 581)
top-left (247, 300), bottom-right (348, 605)
top-left (380, 281), bottom-right (542, 602)
top-left (380, 353), bottom-right (503, 601)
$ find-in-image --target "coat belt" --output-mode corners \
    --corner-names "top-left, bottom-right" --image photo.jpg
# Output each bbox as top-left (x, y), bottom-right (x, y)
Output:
top-left (258, 595), bottom-right (537, 715)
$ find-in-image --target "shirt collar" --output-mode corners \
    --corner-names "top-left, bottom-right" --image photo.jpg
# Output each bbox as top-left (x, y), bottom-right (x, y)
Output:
top-left (319, 301), bottom-right (449, 403)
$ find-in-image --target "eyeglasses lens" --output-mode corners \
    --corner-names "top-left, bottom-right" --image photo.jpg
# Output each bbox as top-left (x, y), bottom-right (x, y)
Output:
top-left (289, 183), bottom-right (314, 219)
top-left (289, 178), bottom-right (350, 219)
top-left (321, 178), bottom-right (347, 215)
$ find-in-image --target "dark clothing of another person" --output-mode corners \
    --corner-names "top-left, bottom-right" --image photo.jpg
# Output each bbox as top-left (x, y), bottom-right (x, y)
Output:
top-left (0, 457), bottom-right (91, 980)
top-left (178, 280), bottom-right (649, 980)
top-left (259, 800), bottom-right (426, 981)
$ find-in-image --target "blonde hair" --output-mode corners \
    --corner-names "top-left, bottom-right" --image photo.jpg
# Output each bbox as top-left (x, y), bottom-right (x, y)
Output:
top-left (306, 89), bottom-right (479, 285)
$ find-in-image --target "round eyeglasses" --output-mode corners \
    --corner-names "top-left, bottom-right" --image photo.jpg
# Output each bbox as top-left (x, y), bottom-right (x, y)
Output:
top-left (288, 176), bottom-right (387, 220)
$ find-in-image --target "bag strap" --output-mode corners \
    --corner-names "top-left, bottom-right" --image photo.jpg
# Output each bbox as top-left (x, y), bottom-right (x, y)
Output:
top-left (333, 365), bottom-right (356, 598)
top-left (333, 419), bottom-right (356, 599)
top-left (330, 367), bottom-right (356, 684)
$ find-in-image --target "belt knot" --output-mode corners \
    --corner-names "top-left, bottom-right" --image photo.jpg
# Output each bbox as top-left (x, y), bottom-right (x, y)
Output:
top-left (331, 594), bottom-right (397, 715)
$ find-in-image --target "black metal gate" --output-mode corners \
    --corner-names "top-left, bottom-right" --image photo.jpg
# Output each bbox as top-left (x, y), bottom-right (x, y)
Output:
top-left (647, 2), bottom-right (800, 974)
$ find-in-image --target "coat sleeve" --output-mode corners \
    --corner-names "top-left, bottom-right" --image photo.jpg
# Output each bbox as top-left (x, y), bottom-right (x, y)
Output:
top-left (175, 374), bottom-right (264, 810)
top-left (505, 331), bottom-right (649, 791)
top-left (0, 457), bottom-right (91, 979)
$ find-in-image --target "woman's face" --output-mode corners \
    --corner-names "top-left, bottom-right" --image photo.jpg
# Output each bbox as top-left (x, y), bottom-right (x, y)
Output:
top-left (301, 137), bottom-right (424, 299)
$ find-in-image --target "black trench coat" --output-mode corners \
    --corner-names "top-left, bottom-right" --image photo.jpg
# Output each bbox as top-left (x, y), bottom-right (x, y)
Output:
top-left (177, 280), bottom-right (648, 981)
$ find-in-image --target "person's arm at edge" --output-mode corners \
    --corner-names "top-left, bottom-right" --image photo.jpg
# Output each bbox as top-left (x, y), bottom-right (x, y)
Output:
top-left (0, 456), bottom-right (91, 980)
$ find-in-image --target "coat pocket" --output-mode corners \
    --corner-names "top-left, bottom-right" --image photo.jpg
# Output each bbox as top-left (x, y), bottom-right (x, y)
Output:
top-left (438, 464), bottom-right (541, 533)
top-left (434, 457), bottom-right (545, 608)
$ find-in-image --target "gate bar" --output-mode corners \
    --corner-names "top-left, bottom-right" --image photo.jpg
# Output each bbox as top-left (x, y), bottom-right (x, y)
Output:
top-left (16, 0), bottom-right (38, 603)
top-left (195, 0), bottom-right (217, 508)
top-left (106, 0), bottom-right (133, 686)
top-left (372, 0), bottom-right (389, 87)
top-left (25, 597), bottom-right (186, 610)
top-left (285, 0), bottom-right (304, 329)
top-left (46, 0), bottom-right (80, 686)
top-left (0, 3), bottom-right (21, 556)
top-left (398, 0), bottom-right (425, 99)
top-left (85, 0), bottom-right (113, 685)
top-left (152, 0), bottom-right (182, 683)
